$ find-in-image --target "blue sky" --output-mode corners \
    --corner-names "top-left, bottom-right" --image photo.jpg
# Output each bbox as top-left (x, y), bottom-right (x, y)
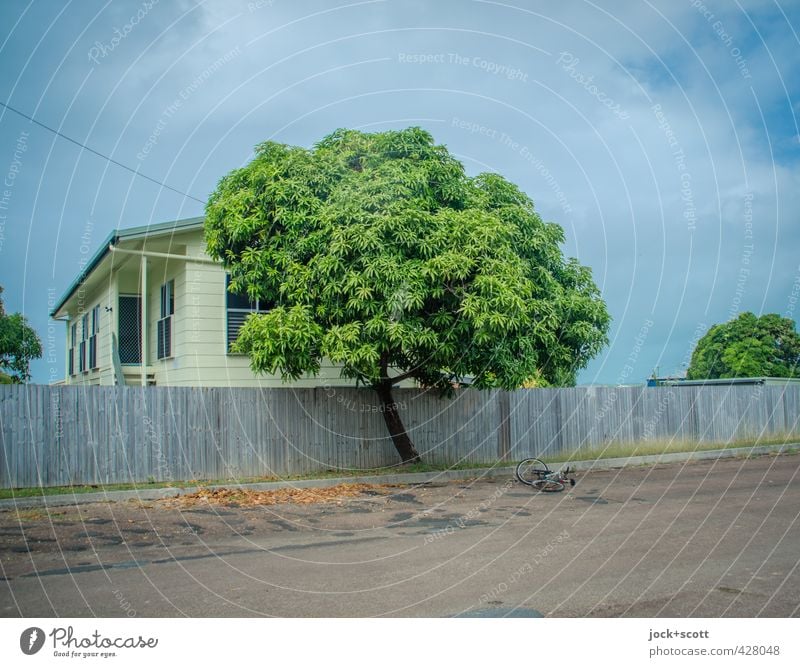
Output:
top-left (0, 0), bottom-right (798, 385)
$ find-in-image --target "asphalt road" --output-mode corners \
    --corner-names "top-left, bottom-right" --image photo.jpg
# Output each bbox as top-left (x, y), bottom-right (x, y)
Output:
top-left (1, 453), bottom-right (798, 617)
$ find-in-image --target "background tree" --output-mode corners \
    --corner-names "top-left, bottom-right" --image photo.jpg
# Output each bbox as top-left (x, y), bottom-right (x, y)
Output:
top-left (0, 286), bottom-right (43, 383)
top-left (205, 127), bottom-right (610, 462)
top-left (687, 312), bottom-right (800, 380)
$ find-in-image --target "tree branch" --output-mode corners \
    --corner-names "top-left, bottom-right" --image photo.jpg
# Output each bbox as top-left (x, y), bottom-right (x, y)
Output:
top-left (386, 366), bottom-right (421, 386)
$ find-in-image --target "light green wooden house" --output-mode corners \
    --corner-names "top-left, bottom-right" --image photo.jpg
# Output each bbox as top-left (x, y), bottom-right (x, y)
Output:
top-left (50, 217), bottom-right (356, 387)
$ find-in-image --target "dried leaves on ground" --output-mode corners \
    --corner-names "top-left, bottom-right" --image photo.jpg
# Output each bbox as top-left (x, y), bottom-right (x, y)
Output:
top-left (164, 483), bottom-right (391, 508)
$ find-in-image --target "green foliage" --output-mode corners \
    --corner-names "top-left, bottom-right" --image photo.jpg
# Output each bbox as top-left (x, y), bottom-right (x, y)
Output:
top-left (687, 312), bottom-right (800, 380)
top-left (0, 286), bottom-right (43, 383)
top-left (206, 127), bottom-right (610, 391)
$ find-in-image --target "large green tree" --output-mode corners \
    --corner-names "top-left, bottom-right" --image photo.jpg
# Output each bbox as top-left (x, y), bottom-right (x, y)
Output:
top-left (0, 286), bottom-right (42, 383)
top-left (205, 127), bottom-right (610, 462)
top-left (687, 312), bottom-right (800, 380)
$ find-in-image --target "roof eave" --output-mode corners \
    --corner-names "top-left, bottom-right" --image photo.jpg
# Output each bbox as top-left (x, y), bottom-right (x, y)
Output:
top-left (49, 216), bottom-right (206, 319)
top-left (50, 230), bottom-right (118, 319)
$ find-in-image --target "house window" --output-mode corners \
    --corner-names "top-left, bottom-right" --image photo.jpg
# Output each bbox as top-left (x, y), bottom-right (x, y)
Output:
top-left (89, 304), bottom-right (100, 370)
top-left (225, 274), bottom-right (271, 350)
top-left (157, 280), bottom-right (174, 359)
top-left (69, 322), bottom-right (77, 375)
top-left (79, 314), bottom-right (88, 373)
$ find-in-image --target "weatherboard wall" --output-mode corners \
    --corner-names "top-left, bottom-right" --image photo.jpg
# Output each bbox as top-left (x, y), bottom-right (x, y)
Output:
top-left (58, 227), bottom-right (360, 389)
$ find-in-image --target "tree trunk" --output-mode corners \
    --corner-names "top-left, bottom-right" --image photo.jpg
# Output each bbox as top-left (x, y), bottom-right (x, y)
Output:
top-left (374, 381), bottom-right (421, 463)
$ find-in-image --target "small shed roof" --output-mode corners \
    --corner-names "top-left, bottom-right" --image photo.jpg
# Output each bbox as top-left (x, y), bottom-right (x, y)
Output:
top-left (657, 377), bottom-right (800, 387)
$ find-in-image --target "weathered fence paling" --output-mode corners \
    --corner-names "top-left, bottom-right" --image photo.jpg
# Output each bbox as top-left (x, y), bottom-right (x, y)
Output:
top-left (1, 383), bottom-right (798, 488)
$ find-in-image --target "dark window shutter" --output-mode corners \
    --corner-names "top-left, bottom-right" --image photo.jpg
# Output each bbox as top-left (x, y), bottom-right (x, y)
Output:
top-left (157, 316), bottom-right (172, 359)
top-left (226, 311), bottom-right (250, 349)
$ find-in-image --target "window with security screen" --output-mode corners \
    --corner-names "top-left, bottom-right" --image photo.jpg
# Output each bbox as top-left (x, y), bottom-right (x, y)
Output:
top-left (89, 304), bottom-right (100, 369)
top-left (118, 296), bottom-right (142, 364)
top-left (69, 322), bottom-right (77, 375)
top-left (157, 280), bottom-right (174, 359)
top-left (79, 314), bottom-right (88, 372)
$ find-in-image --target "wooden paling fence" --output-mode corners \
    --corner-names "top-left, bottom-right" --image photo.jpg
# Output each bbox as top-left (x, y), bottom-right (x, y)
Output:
top-left (1, 383), bottom-right (798, 488)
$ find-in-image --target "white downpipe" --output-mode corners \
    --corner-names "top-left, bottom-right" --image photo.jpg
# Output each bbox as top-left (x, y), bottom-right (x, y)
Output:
top-left (108, 272), bottom-right (114, 384)
top-left (141, 256), bottom-right (148, 387)
top-left (64, 320), bottom-right (70, 385)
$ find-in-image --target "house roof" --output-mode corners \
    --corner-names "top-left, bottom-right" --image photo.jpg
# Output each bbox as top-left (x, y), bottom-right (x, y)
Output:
top-left (50, 216), bottom-right (205, 318)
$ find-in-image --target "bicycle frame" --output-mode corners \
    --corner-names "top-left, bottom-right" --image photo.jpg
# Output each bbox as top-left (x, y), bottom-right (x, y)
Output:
top-left (515, 458), bottom-right (577, 490)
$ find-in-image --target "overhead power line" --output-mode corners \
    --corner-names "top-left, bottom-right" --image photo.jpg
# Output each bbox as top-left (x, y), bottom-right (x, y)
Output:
top-left (0, 100), bottom-right (205, 204)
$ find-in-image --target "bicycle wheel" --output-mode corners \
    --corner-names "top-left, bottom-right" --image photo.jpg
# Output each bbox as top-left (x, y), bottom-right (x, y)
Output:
top-left (515, 458), bottom-right (551, 486)
top-left (532, 478), bottom-right (565, 492)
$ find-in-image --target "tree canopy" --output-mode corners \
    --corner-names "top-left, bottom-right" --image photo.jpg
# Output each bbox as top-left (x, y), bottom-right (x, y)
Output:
top-left (0, 286), bottom-right (42, 384)
top-left (687, 312), bottom-right (800, 380)
top-left (205, 127), bottom-right (610, 461)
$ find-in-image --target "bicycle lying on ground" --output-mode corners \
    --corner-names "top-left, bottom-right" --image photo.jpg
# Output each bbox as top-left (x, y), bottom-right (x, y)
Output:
top-left (515, 458), bottom-right (576, 492)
